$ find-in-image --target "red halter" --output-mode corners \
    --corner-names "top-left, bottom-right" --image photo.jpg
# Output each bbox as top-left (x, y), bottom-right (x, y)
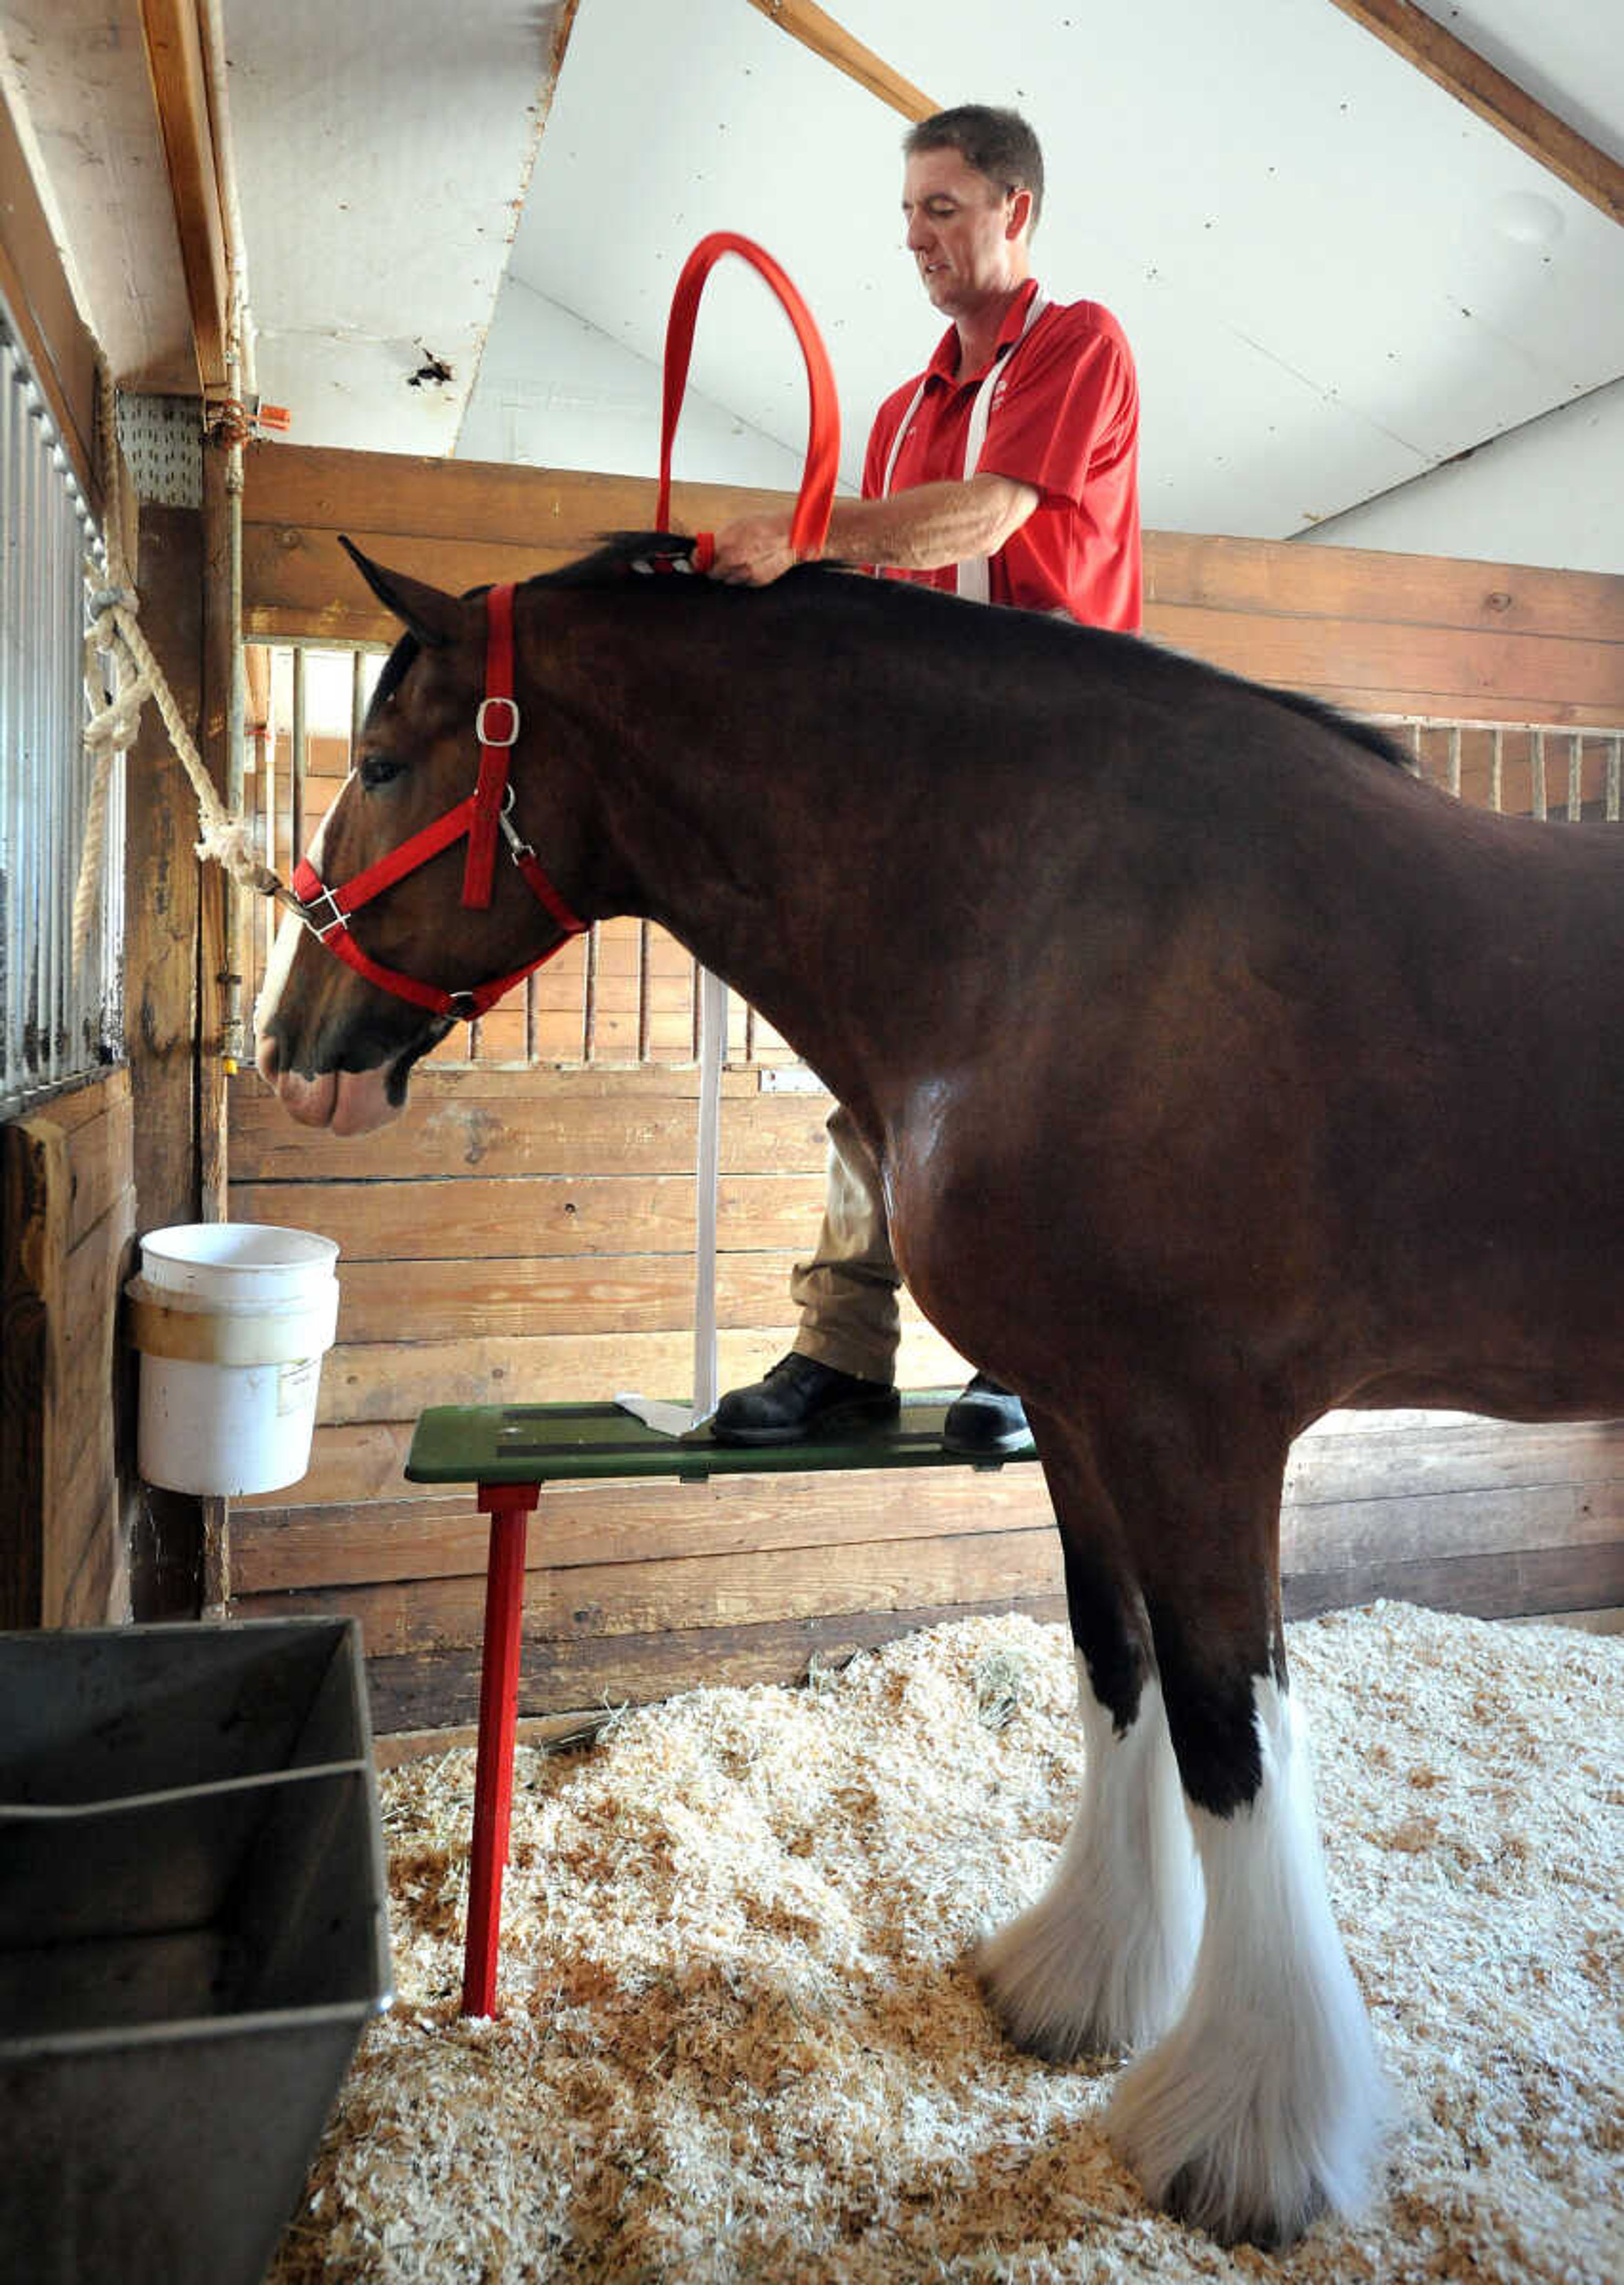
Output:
top-left (289, 582), bottom-right (587, 1021)
top-left (291, 236), bottom-right (836, 1024)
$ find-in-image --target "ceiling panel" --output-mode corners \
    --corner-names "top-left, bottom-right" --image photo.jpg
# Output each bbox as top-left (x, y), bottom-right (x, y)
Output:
top-left (5, 0), bottom-right (1618, 560)
top-left (224, 0), bottom-right (566, 452)
top-left (480, 0), bottom-right (1624, 541)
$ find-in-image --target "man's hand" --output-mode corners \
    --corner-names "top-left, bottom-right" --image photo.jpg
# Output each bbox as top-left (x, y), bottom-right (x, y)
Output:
top-left (706, 473), bottom-right (1039, 589)
top-left (708, 514), bottom-right (805, 586)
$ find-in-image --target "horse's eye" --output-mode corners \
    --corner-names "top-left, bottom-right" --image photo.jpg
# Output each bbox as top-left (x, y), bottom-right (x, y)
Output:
top-left (358, 754), bottom-right (406, 790)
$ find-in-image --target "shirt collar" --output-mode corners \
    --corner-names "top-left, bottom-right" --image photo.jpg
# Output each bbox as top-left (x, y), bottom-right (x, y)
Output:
top-left (926, 277), bottom-right (1042, 387)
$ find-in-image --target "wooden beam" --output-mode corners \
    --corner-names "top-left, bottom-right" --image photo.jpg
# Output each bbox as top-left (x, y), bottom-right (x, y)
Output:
top-left (138, 0), bottom-right (231, 391)
top-left (0, 84), bottom-right (100, 497)
top-left (1325, 0), bottom-right (1624, 227)
top-left (741, 0), bottom-right (938, 124)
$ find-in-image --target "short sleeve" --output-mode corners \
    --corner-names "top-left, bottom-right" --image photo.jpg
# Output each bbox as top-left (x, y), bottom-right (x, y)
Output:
top-left (976, 306), bottom-right (1138, 510)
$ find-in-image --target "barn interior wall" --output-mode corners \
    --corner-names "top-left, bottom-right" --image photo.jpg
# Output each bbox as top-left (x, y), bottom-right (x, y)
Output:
top-left (0, 124), bottom-right (226, 1628)
top-left (0, 99), bottom-right (137, 1630)
top-left (225, 445), bottom-right (1624, 1738)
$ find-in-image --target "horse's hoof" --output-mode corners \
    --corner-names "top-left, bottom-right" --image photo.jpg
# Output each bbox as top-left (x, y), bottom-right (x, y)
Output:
top-left (973, 1928), bottom-right (1140, 2065)
top-left (977, 1963), bottom-right (1118, 2065)
top-left (1158, 2158), bottom-right (1329, 2251)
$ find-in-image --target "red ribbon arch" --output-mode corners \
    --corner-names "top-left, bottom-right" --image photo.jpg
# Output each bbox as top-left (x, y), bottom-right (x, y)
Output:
top-left (655, 231), bottom-right (841, 568)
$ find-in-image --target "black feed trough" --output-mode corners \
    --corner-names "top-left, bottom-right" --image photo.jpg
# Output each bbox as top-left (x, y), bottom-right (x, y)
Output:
top-left (0, 1618), bottom-right (392, 2285)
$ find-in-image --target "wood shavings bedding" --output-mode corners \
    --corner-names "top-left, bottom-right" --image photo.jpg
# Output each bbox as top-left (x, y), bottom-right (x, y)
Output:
top-left (269, 1601), bottom-right (1622, 2283)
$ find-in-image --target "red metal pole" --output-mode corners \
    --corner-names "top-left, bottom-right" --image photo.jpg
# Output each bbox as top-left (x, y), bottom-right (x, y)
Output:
top-left (461, 1483), bottom-right (538, 2016)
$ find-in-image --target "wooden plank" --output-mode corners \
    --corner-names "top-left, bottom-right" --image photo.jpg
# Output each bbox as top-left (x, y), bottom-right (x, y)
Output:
top-left (1146, 603), bottom-right (1624, 721)
top-left (56, 1435), bottom-right (120, 1630)
top-left (243, 445), bottom-right (787, 549)
top-left (322, 1249), bottom-right (813, 1343)
top-left (63, 1087), bottom-right (136, 1249)
top-left (53, 1183), bottom-right (136, 1621)
top-left (1306, 686), bottom-right (1624, 736)
top-left (0, 1115), bottom-right (67, 1627)
top-left (1324, 0), bottom-right (1624, 227)
top-left (228, 1083), bottom-right (832, 1181)
top-left (239, 1065), bottom-right (763, 1104)
top-left (233, 1464), bottom-right (1056, 1594)
top-left (230, 1170), bottom-right (829, 1261)
top-left (137, 0), bottom-right (230, 391)
top-left (233, 1420), bottom-right (420, 1511)
top-left (1284, 1479), bottom-right (1624, 1575)
top-left (234, 1520), bottom-right (1065, 1658)
top-left (1284, 1539), bottom-right (1624, 1623)
top-left (359, 1593), bottom-right (1070, 1734)
top-left (1286, 1412), bottom-right (1624, 1505)
top-left (320, 1544), bottom-right (1624, 1736)
top-left (253, 541), bottom-right (1624, 724)
top-left (38, 1067), bottom-right (132, 1136)
top-left (233, 1413), bottom-right (1624, 1593)
top-left (242, 450), bottom-right (1624, 692)
top-left (1147, 532), bottom-right (1624, 648)
top-left (0, 81), bottom-right (100, 495)
top-left (369, 1596), bottom-right (1624, 1749)
top-left (241, 473), bottom-right (795, 642)
top-left (124, 505), bottom-right (207, 1619)
top-left (199, 442), bottom-right (236, 1217)
top-left (741, 0), bottom-right (937, 121)
top-left (314, 1319), bottom-right (966, 1427)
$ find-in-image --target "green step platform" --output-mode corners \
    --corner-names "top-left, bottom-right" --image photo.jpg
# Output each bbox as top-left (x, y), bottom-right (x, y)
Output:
top-left (405, 1392), bottom-right (1040, 1487)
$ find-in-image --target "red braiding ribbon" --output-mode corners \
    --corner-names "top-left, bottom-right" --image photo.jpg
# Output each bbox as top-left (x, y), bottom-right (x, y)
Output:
top-left (463, 580), bottom-right (518, 908)
top-left (655, 233), bottom-right (840, 568)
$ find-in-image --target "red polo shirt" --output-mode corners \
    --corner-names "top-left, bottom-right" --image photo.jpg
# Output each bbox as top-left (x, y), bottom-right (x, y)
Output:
top-left (862, 279), bottom-right (1142, 632)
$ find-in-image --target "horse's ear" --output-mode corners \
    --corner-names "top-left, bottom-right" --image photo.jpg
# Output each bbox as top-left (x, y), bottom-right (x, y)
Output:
top-left (338, 536), bottom-right (463, 649)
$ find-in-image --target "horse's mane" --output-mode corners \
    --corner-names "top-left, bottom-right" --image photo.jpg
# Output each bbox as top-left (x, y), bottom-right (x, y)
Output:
top-left (529, 532), bottom-right (834, 589)
top-left (520, 533), bottom-right (1413, 775)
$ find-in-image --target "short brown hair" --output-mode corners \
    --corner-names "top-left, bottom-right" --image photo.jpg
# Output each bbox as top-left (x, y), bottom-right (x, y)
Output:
top-left (904, 106), bottom-right (1045, 232)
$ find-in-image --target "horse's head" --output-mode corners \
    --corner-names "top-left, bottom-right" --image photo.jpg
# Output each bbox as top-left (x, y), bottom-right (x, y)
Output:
top-left (254, 544), bottom-right (591, 1134)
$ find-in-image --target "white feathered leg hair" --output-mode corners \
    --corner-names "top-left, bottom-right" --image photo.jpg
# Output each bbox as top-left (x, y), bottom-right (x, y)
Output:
top-left (1106, 1676), bottom-right (1389, 2247)
top-left (979, 1656), bottom-right (1204, 2059)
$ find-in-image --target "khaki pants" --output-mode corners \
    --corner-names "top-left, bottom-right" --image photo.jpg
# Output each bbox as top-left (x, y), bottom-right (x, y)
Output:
top-left (789, 1104), bottom-right (902, 1383)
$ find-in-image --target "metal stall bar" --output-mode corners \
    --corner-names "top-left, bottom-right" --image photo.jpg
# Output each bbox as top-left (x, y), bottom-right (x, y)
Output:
top-left (0, 346), bottom-right (16, 1099)
top-left (0, 295), bottom-right (110, 1118)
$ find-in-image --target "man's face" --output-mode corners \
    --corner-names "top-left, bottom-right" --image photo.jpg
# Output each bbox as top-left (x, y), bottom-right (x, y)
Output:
top-left (901, 146), bottom-right (1026, 316)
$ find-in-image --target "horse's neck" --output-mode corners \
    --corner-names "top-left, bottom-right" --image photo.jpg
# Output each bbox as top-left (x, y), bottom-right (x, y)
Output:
top-left (560, 592), bottom-right (949, 1113)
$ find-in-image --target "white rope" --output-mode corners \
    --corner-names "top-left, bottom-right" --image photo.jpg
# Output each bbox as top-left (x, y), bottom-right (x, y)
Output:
top-left (71, 369), bottom-right (294, 978)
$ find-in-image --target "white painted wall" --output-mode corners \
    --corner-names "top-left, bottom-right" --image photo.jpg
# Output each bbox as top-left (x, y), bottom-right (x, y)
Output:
top-left (1298, 379), bottom-right (1624, 573)
top-left (456, 277), bottom-right (813, 492)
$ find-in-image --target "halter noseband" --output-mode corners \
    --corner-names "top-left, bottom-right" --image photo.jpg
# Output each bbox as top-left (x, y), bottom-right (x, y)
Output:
top-left (289, 582), bottom-right (587, 1021)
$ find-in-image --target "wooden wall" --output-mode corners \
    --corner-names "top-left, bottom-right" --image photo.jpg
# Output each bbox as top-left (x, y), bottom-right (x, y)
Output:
top-left (227, 446), bottom-right (1624, 1739)
top-left (1, 1071), bottom-right (137, 1629)
top-left (2, 92), bottom-right (159, 1633)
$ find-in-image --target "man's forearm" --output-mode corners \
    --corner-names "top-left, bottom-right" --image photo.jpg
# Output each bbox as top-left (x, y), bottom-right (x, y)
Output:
top-left (706, 473), bottom-right (1039, 587)
top-left (827, 475), bottom-right (1039, 571)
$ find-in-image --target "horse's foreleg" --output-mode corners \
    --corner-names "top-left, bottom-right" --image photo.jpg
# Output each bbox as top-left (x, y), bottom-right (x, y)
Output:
top-left (977, 1413), bottom-right (1202, 2059)
top-left (1097, 1401), bottom-right (1388, 2248)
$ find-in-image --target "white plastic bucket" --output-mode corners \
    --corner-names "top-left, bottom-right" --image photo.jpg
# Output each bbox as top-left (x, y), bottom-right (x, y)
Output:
top-left (128, 1224), bottom-right (341, 1496)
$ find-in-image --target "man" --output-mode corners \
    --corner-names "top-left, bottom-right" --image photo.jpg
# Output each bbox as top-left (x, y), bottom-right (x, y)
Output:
top-left (708, 104), bottom-right (1141, 1454)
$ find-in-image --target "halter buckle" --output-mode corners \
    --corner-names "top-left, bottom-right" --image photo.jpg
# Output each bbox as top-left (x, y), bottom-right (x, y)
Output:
top-left (447, 989), bottom-right (479, 1023)
top-left (476, 695), bottom-right (520, 747)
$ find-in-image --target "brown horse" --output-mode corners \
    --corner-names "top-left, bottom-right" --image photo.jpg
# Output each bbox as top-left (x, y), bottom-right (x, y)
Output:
top-left (256, 537), bottom-right (1624, 2248)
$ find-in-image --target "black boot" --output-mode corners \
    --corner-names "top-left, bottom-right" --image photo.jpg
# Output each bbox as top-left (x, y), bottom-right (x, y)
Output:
top-left (942, 1371), bottom-right (1030, 1456)
top-left (711, 1353), bottom-right (899, 1446)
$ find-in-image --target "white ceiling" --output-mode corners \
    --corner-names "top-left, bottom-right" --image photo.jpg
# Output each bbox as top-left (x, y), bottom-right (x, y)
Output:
top-left (3, 0), bottom-right (1621, 569)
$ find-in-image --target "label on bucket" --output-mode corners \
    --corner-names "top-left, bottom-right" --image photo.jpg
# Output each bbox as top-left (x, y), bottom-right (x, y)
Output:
top-left (278, 1355), bottom-right (322, 1416)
